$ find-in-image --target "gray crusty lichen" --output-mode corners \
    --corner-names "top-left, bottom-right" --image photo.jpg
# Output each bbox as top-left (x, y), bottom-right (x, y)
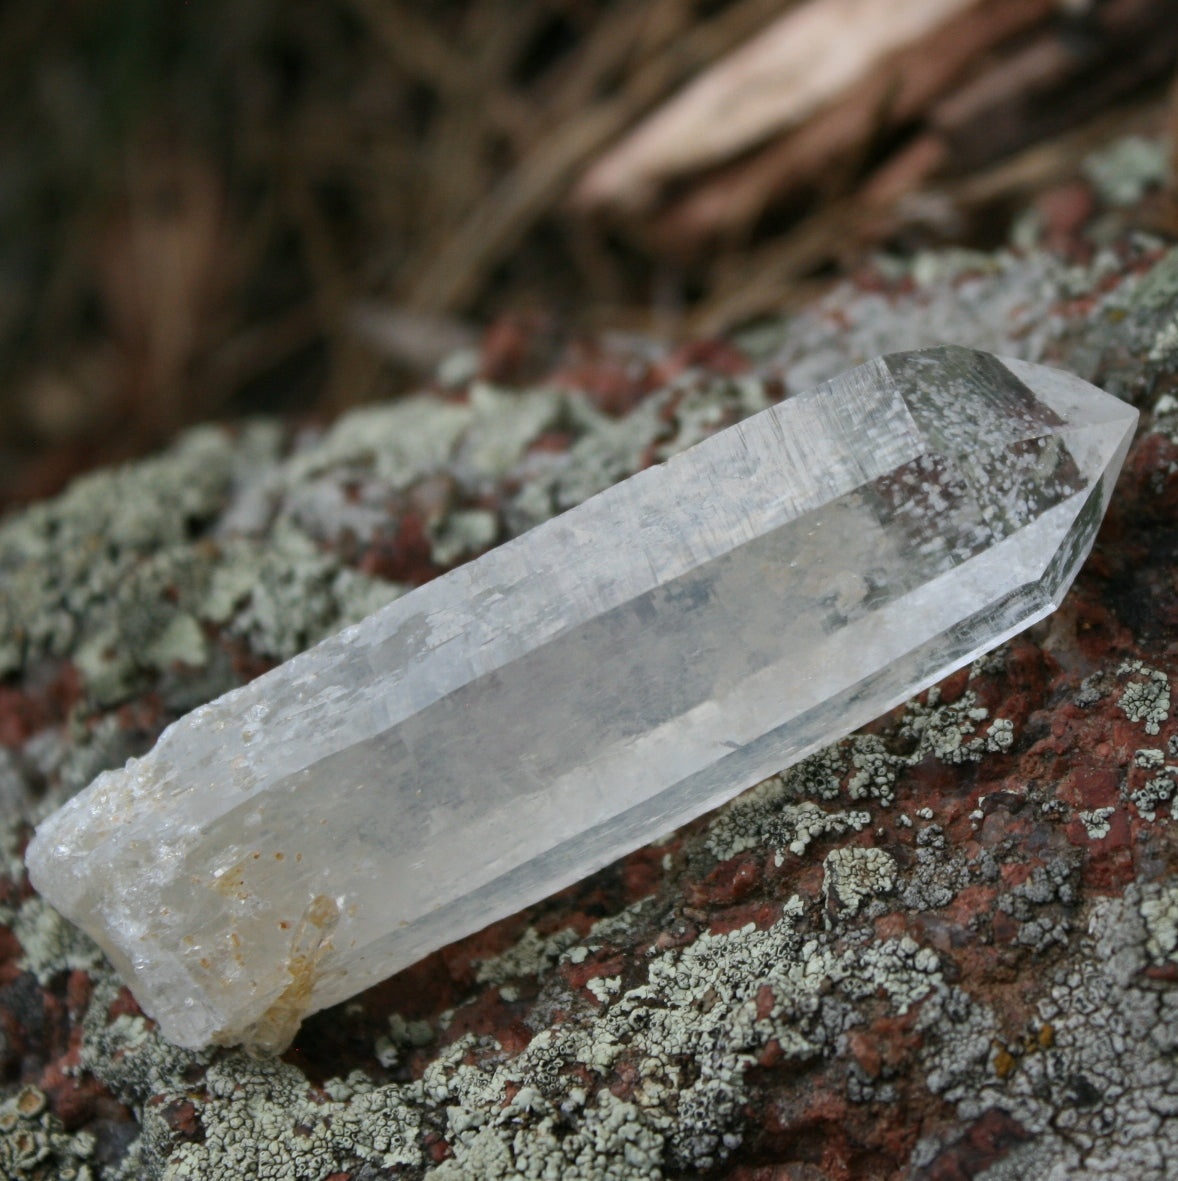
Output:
top-left (23, 877), bottom-right (949, 1179)
top-left (26, 683), bottom-right (1175, 1181)
top-left (0, 422), bottom-right (400, 709)
top-left (0, 1085), bottom-right (95, 1181)
top-left (911, 883), bottom-right (1178, 1177)
top-left (7, 134), bottom-right (1178, 1178)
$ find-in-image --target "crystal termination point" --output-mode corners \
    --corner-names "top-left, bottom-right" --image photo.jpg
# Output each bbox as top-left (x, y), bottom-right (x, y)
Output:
top-left (26, 347), bottom-right (1137, 1051)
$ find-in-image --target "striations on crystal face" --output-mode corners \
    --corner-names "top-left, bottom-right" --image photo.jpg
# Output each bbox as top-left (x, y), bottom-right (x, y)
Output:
top-left (25, 346), bottom-right (1138, 1052)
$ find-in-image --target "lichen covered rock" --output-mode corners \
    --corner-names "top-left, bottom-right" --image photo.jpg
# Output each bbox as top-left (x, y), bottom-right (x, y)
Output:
top-left (5, 154), bottom-right (1178, 1178)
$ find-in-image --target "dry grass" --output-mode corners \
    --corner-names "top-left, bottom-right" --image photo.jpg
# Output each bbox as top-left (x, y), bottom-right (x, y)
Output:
top-left (0, 0), bottom-right (1175, 505)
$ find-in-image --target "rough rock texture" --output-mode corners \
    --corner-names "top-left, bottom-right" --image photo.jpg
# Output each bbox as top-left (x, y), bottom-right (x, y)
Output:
top-left (4, 142), bottom-right (1178, 1178)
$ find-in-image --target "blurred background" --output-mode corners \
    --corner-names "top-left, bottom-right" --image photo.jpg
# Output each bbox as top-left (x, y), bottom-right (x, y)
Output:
top-left (2, 0), bottom-right (1176, 508)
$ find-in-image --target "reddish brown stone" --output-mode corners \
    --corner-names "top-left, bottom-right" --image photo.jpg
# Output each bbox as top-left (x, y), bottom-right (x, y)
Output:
top-left (564, 955), bottom-right (626, 994)
top-left (65, 969), bottom-right (92, 1018)
top-left (708, 902), bottom-right (781, 936)
top-left (479, 312), bottom-right (563, 386)
top-left (0, 663), bottom-right (81, 747)
top-left (620, 843), bottom-right (670, 902)
top-left (991, 910), bottom-right (1020, 944)
top-left (912, 1108), bottom-right (1032, 1180)
top-left (1057, 765), bottom-right (1121, 811)
top-left (649, 339), bottom-right (750, 387)
top-left (359, 513), bottom-right (439, 586)
top-left (755, 984), bottom-right (776, 1021)
top-left (107, 987), bottom-right (144, 1022)
top-left (425, 1134), bottom-right (453, 1164)
top-left (42, 1058), bottom-right (126, 1131)
top-left (159, 1098), bottom-right (203, 1141)
top-left (846, 1029), bottom-right (882, 1079)
top-left (438, 989), bottom-right (531, 1050)
top-left (689, 852), bottom-right (763, 908)
top-left (1037, 181), bottom-right (1096, 255)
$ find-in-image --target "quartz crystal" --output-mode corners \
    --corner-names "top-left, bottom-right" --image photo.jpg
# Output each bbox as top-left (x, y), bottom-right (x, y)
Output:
top-left (26, 346), bottom-right (1137, 1052)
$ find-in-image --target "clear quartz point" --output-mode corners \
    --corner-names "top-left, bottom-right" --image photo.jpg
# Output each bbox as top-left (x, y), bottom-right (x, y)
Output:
top-left (26, 346), bottom-right (1137, 1051)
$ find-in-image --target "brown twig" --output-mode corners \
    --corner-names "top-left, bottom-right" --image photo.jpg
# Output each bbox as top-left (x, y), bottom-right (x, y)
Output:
top-left (400, 0), bottom-right (796, 315)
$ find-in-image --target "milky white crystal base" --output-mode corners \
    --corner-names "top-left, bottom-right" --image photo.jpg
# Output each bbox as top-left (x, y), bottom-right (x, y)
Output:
top-left (26, 347), bottom-right (1137, 1051)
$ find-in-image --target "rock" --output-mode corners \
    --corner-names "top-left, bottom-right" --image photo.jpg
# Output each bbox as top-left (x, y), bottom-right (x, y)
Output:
top-left (4, 212), bottom-right (1178, 1178)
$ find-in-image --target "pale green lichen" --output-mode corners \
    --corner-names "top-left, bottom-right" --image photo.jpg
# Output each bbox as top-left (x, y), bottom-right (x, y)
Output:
top-left (1077, 807), bottom-right (1115, 840)
top-left (504, 372), bottom-right (778, 534)
top-left (0, 423), bottom-right (403, 708)
top-left (1129, 247), bottom-right (1178, 314)
top-left (900, 687), bottom-right (1013, 764)
top-left (910, 248), bottom-right (1004, 288)
top-left (1133, 775), bottom-right (1177, 821)
top-left (0, 427), bottom-right (243, 679)
top-left (74, 972), bottom-right (421, 1181)
top-left (833, 934), bottom-right (942, 1013)
top-left (432, 1086), bottom-right (666, 1181)
top-left (289, 398), bottom-right (473, 490)
top-left (846, 734), bottom-right (905, 804)
top-left (0, 1084), bottom-right (95, 1181)
top-left (77, 975), bottom-right (211, 1115)
top-left (1139, 881), bottom-right (1178, 965)
top-left (823, 846), bottom-right (898, 915)
top-left (7, 894), bottom-right (104, 985)
top-left (899, 824), bottom-right (975, 911)
top-left (1118, 660), bottom-right (1172, 735)
top-left (998, 859), bottom-right (1079, 918)
top-left (1082, 135), bottom-right (1168, 207)
top-left (511, 395), bottom-right (664, 528)
top-left (1151, 392), bottom-right (1178, 444)
top-left (780, 745), bottom-right (848, 801)
top-left (585, 974), bottom-right (622, 1003)
top-left (45, 874), bottom-right (943, 1180)
top-left (424, 900), bottom-right (947, 1178)
top-left (1147, 317), bottom-right (1178, 368)
top-left (705, 777), bottom-right (871, 861)
top-left (705, 687), bottom-right (1016, 867)
top-left (0, 381), bottom-right (572, 709)
top-left (709, 684), bottom-right (1015, 871)
top-left (162, 1058), bottom-right (421, 1180)
top-left (473, 925), bottom-right (581, 988)
top-left (200, 524), bottom-right (402, 662)
top-left (374, 1011), bottom-right (437, 1069)
top-left (653, 373), bottom-right (775, 461)
top-left (1132, 749), bottom-right (1178, 821)
top-left (428, 508), bottom-right (499, 568)
top-left (456, 384), bottom-right (564, 482)
top-left (288, 384), bottom-right (562, 494)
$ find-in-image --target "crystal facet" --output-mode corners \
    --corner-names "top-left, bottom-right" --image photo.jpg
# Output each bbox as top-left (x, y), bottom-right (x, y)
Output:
top-left (26, 346), bottom-right (1137, 1051)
